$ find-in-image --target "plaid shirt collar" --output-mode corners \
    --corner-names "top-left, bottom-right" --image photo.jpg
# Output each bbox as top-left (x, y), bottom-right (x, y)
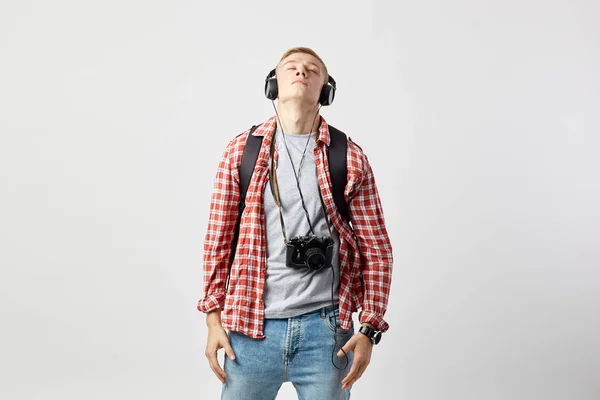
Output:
top-left (251, 114), bottom-right (332, 146)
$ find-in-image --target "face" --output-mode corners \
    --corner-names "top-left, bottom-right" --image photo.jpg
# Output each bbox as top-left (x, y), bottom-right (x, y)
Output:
top-left (275, 52), bottom-right (327, 105)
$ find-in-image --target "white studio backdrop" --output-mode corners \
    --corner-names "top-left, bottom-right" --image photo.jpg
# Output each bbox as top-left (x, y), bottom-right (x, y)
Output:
top-left (0, 0), bottom-right (599, 399)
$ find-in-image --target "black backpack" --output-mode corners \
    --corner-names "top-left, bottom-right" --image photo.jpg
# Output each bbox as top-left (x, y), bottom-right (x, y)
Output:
top-left (225, 124), bottom-right (349, 289)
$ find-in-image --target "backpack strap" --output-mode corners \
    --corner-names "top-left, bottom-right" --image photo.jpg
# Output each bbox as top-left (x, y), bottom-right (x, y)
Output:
top-left (327, 124), bottom-right (350, 223)
top-left (226, 125), bottom-right (262, 291)
top-left (239, 125), bottom-right (263, 209)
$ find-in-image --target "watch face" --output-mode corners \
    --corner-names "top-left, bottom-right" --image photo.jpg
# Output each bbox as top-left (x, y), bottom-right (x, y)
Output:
top-left (373, 331), bottom-right (382, 345)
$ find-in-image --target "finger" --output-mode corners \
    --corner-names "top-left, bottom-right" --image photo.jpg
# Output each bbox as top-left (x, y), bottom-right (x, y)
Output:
top-left (351, 365), bottom-right (366, 385)
top-left (207, 353), bottom-right (227, 383)
top-left (341, 362), bottom-right (360, 388)
top-left (342, 371), bottom-right (362, 389)
top-left (209, 365), bottom-right (226, 384)
top-left (342, 361), bottom-right (369, 389)
top-left (342, 357), bottom-right (369, 389)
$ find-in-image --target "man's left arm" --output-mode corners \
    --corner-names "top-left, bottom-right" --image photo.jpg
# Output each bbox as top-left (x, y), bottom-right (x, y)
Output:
top-left (338, 149), bottom-right (393, 390)
top-left (349, 152), bottom-right (394, 332)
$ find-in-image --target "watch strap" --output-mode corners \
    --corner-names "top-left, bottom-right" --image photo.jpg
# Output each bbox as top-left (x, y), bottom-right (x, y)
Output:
top-left (358, 325), bottom-right (382, 345)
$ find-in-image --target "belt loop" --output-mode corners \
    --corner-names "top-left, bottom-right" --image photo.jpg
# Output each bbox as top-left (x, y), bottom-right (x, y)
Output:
top-left (320, 307), bottom-right (326, 318)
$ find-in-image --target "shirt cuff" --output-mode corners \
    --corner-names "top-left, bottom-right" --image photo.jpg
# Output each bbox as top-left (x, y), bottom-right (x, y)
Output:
top-left (358, 310), bottom-right (390, 332)
top-left (197, 292), bottom-right (225, 313)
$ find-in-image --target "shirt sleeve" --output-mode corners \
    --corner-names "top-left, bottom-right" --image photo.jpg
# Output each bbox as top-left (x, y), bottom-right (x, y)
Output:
top-left (347, 151), bottom-right (394, 332)
top-left (197, 139), bottom-right (241, 313)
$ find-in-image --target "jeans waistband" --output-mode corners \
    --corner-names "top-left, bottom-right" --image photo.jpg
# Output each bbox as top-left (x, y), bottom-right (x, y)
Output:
top-left (317, 304), bottom-right (340, 318)
top-left (266, 304), bottom-right (340, 321)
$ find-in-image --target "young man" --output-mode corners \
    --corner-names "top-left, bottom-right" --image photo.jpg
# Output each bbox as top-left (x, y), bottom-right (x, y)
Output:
top-left (198, 47), bottom-right (393, 399)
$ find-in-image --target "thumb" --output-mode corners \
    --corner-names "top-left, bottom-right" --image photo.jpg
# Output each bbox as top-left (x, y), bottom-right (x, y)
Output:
top-left (337, 338), bottom-right (354, 357)
top-left (223, 340), bottom-right (236, 360)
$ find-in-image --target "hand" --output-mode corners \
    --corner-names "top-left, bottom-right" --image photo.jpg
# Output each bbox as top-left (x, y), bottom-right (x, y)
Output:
top-left (337, 329), bottom-right (373, 390)
top-left (205, 324), bottom-right (236, 383)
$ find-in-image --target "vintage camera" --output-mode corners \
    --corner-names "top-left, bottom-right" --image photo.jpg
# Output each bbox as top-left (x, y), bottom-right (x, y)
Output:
top-left (286, 235), bottom-right (334, 271)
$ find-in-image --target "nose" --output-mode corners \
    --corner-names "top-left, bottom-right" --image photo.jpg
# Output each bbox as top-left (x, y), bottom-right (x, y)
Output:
top-left (296, 68), bottom-right (307, 78)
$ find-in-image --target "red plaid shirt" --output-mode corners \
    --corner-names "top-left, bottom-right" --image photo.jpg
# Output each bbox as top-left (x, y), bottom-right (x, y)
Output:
top-left (197, 115), bottom-right (393, 339)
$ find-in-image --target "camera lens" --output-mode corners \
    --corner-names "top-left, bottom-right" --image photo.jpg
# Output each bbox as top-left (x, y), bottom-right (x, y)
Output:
top-left (305, 248), bottom-right (326, 270)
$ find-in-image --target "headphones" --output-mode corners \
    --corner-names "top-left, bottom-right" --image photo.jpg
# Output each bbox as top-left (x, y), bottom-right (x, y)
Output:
top-left (264, 68), bottom-right (337, 106)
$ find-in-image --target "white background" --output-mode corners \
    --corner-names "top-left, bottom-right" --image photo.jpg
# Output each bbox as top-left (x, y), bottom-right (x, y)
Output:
top-left (1, 0), bottom-right (599, 399)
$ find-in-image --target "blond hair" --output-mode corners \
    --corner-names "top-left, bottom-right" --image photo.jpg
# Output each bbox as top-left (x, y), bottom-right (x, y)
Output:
top-left (277, 46), bottom-right (329, 84)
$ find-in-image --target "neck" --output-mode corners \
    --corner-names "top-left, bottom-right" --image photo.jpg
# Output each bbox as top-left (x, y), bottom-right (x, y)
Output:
top-left (275, 101), bottom-right (320, 135)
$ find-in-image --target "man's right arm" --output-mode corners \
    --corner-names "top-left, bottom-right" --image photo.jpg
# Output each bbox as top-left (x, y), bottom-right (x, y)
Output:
top-left (199, 138), bottom-right (243, 383)
top-left (206, 308), bottom-right (223, 328)
top-left (197, 140), bottom-right (241, 314)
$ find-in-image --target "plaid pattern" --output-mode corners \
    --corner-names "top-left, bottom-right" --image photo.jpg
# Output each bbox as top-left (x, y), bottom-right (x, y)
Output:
top-left (198, 115), bottom-right (393, 339)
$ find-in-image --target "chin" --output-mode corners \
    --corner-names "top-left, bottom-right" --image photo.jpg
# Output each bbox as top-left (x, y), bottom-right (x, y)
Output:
top-left (280, 94), bottom-right (319, 104)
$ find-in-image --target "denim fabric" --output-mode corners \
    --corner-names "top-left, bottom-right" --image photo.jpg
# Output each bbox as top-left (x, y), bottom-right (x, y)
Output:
top-left (222, 305), bottom-right (354, 400)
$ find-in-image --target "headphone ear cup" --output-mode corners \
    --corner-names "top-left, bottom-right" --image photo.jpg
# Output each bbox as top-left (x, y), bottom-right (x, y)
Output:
top-left (319, 84), bottom-right (335, 106)
top-left (265, 77), bottom-right (278, 100)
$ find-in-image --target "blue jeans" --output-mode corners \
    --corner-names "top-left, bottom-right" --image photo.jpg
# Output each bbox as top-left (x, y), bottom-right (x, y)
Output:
top-left (222, 305), bottom-right (354, 400)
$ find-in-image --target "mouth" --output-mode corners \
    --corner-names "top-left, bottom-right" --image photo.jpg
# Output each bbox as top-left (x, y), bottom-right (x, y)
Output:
top-left (292, 80), bottom-right (307, 86)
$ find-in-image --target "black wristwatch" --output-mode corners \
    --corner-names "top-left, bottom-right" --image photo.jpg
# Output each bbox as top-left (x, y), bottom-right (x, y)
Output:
top-left (358, 325), bottom-right (382, 345)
